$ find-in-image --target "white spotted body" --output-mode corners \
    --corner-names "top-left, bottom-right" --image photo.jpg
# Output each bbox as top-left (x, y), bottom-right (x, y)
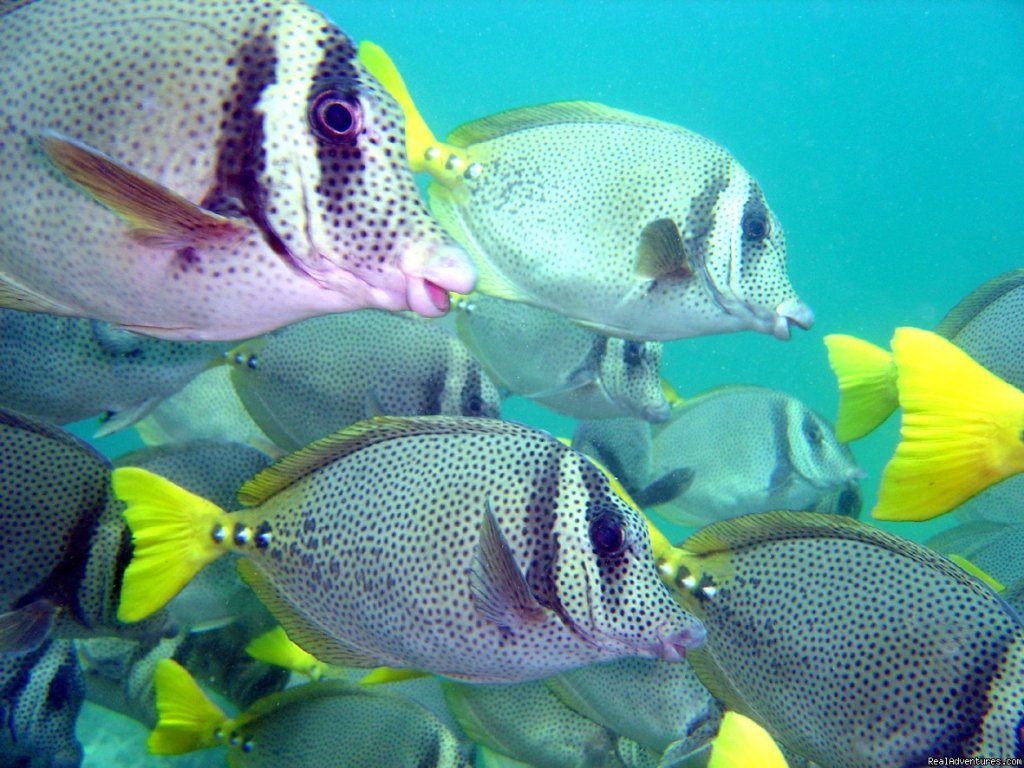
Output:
top-left (0, 0), bottom-right (474, 340)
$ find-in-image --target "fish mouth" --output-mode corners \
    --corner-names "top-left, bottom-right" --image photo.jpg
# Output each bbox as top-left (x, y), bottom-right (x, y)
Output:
top-left (641, 401), bottom-right (672, 423)
top-left (655, 620), bottom-right (707, 661)
top-left (770, 297), bottom-right (815, 340)
top-left (402, 241), bottom-right (478, 318)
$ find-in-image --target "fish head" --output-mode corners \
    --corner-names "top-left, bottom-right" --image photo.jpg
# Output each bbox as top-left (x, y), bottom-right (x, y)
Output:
top-left (247, 8), bottom-right (475, 316)
top-left (546, 455), bottom-right (706, 661)
top-left (786, 402), bottom-right (866, 492)
top-left (437, 344), bottom-right (503, 419)
top-left (691, 167), bottom-right (813, 340)
top-left (598, 338), bottom-right (671, 423)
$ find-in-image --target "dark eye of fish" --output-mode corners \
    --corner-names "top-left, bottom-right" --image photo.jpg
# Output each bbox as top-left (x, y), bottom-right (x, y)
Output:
top-left (741, 210), bottom-right (770, 240)
top-left (309, 90), bottom-right (363, 143)
top-left (589, 512), bottom-right (626, 558)
top-left (803, 420), bottom-right (823, 445)
top-left (465, 394), bottom-right (484, 415)
top-left (623, 341), bottom-right (644, 367)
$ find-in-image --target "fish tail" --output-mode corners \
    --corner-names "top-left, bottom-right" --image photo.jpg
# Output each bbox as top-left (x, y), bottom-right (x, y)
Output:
top-left (708, 711), bottom-right (789, 768)
top-left (823, 334), bottom-right (898, 441)
top-left (113, 467), bottom-right (231, 622)
top-left (872, 327), bottom-right (1024, 521)
top-left (147, 659), bottom-right (228, 755)
top-left (246, 626), bottom-right (323, 681)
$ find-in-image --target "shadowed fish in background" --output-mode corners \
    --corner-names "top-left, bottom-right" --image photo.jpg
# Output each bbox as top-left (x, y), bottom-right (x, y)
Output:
top-left (0, 0), bottom-right (476, 341)
top-left (455, 294), bottom-right (670, 423)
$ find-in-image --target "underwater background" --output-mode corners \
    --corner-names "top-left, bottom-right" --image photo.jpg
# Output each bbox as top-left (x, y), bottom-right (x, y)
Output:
top-left (65, 1), bottom-right (1023, 764)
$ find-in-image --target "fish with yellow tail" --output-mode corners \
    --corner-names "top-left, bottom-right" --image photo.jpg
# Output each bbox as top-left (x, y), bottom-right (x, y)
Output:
top-left (115, 416), bottom-right (705, 683)
top-left (656, 511), bottom-right (1024, 766)
top-left (707, 712), bottom-right (788, 768)
top-left (871, 327), bottom-right (1024, 521)
top-left (0, 1), bottom-right (475, 341)
top-left (148, 659), bottom-right (468, 767)
top-left (825, 268), bottom-right (1024, 442)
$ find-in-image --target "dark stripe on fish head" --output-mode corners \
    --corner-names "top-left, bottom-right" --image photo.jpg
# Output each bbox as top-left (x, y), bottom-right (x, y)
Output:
top-left (681, 172), bottom-right (728, 291)
top-left (602, 339), bottom-right (668, 421)
top-left (767, 395), bottom-right (794, 494)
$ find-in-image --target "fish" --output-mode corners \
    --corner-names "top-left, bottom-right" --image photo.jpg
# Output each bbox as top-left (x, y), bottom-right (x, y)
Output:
top-left (427, 101), bottom-right (813, 342)
top-left (927, 520), bottom-right (1024, 606)
top-left (226, 310), bottom-right (501, 451)
top-left (148, 659), bottom-right (469, 767)
top-left (657, 511), bottom-right (1024, 766)
top-left (456, 295), bottom-right (670, 422)
top-left (112, 440), bottom-right (275, 634)
top-left (134, 366), bottom-right (280, 457)
top-left (443, 677), bottom-right (631, 768)
top-left (0, 309), bottom-right (226, 435)
top-left (0, 638), bottom-right (84, 768)
top-left (0, 409), bottom-right (171, 653)
top-left (825, 268), bottom-right (1024, 442)
top-left (546, 657), bottom-right (722, 763)
top-left (114, 416), bottom-right (705, 683)
top-left (870, 328), bottom-right (1024, 521)
top-left (643, 387), bottom-right (862, 526)
top-left (0, 0), bottom-right (476, 341)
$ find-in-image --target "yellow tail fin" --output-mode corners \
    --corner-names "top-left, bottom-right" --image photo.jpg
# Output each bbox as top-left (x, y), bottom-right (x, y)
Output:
top-left (823, 334), bottom-right (897, 442)
top-left (357, 41), bottom-right (475, 188)
top-left (708, 711), bottom-right (788, 768)
top-left (872, 327), bottom-right (1024, 521)
top-left (148, 659), bottom-right (228, 755)
top-left (246, 626), bottom-right (331, 681)
top-left (113, 467), bottom-right (230, 622)
top-left (359, 666), bottom-right (429, 685)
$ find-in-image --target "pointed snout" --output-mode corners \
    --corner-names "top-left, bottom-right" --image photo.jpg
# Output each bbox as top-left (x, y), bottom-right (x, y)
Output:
top-left (772, 298), bottom-right (815, 340)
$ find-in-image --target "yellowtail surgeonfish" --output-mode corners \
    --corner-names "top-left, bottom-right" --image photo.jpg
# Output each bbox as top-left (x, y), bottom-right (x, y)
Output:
top-left (658, 511), bottom-right (1024, 766)
top-left (114, 416), bottom-right (705, 683)
top-left (226, 310), bottom-right (501, 452)
top-left (0, 0), bottom-right (476, 341)
top-left (425, 102), bottom-right (814, 342)
top-left (148, 659), bottom-right (469, 767)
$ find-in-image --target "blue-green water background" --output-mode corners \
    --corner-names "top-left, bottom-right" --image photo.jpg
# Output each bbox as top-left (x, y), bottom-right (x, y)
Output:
top-left (76, 0), bottom-right (1024, 547)
top-left (64, 3), bottom-right (1022, 764)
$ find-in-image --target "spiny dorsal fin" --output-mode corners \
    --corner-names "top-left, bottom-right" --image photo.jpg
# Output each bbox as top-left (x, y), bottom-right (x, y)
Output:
top-left (446, 101), bottom-right (673, 148)
top-left (936, 268), bottom-right (1024, 340)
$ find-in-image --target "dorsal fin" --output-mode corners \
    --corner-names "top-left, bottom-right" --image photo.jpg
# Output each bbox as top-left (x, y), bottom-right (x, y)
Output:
top-left (446, 101), bottom-right (672, 148)
top-left (236, 416), bottom-right (533, 506)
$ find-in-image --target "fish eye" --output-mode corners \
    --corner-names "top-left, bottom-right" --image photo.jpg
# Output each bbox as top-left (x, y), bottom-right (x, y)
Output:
top-left (310, 90), bottom-right (363, 143)
top-left (623, 341), bottom-right (644, 367)
top-left (804, 421), bottom-right (823, 445)
top-left (589, 512), bottom-right (626, 558)
top-left (741, 210), bottom-right (769, 240)
top-left (465, 394), bottom-right (484, 415)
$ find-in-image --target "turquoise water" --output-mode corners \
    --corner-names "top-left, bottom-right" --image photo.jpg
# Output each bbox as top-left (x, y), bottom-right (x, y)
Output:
top-left (46, 1), bottom-right (1023, 765)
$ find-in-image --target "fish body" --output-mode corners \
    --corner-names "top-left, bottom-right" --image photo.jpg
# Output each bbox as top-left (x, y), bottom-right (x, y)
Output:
top-left (0, 0), bottom-right (474, 341)
top-left (456, 295), bottom-right (669, 422)
top-left (0, 309), bottom-right (226, 433)
top-left (0, 639), bottom-right (84, 768)
top-left (546, 657), bottom-right (722, 760)
top-left (0, 409), bottom-right (169, 652)
top-left (647, 387), bottom-right (862, 526)
top-left (429, 102), bottom-right (812, 341)
top-left (115, 417), bottom-right (704, 683)
top-left (660, 512), bottom-right (1024, 766)
top-left (150, 660), bottom-right (468, 767)
top-left (227, 310), bottom-right (501, 451)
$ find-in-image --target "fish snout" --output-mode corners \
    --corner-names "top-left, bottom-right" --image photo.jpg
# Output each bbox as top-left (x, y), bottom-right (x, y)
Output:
top-left (642, 401), bottom-right (672, 423)
top-left (656, 619), bottom-right (707, 661)
top-left (772, 298), bottom-right (815, 339)
top-left (402, 241), bottom-right (478, 317)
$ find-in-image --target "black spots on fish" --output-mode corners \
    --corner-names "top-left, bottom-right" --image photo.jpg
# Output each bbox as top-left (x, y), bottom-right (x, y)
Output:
top-left (588, 507), bottom-right (626, 559)
top-left (683, 172), bottom-right (729, 265)
top-left (44, 663), bottom-right (76, 712)
top-left (736, 180), bottom-right (791, 308)
top-left (309, 89), bottom-right (363, 144)
top-left (622, 340), bottom-right (644, 368)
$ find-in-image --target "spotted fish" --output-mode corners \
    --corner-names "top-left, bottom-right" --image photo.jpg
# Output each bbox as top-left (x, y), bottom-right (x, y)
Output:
top-left (428, 102), bottom-right (813, 341)
top-left (227, 310), bottom-right (501, 452)
top-left (455, 295), bottom-right (670, 423)
top-left (0, 0), bottom-right (475, 341)
top-left (114, 417), bottom-right (705, 683)
top-left (0, 309), bottom-right (227, 435)
top-left (658, 511), bottom-right (1024, 766)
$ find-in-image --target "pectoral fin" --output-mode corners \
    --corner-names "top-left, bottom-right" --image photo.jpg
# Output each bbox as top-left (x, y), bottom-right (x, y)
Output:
top-left (469, 502), bottom-right (548, 630)
top-left (635, 218), bottom-right (694, 280)
top-left (37, 131), bottom-right (250, 248)
top-left (0, 599), bottom-right (57, 653)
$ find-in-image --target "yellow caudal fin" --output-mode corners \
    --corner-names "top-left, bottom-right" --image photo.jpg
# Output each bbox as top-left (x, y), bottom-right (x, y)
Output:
top-left (113, 467), bottom-right (230, 622)
top-left (148, 659), bottom-right (228, 755)
top-left (356, 41), bottom-right (478, 189)
top-left (707, 712), bottom-right (789, 768)
top-left (872, 327), bottom-right (1024, 521)
top-left (246, 626), bottom-right (335, 682)
top-left (359, 666), bottom-right (429, 685)
top-left (823, 334), bottom-right (898, 442)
